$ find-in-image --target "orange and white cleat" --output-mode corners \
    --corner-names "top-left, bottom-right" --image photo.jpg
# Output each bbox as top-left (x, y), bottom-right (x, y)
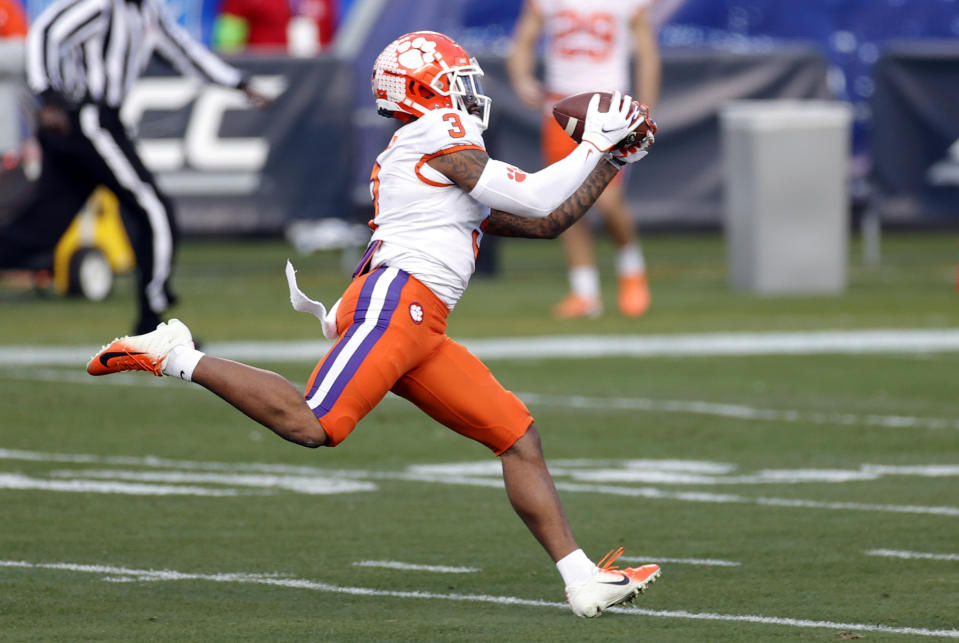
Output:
top-left (566, 547), bottom-right (661, 618)
top-left (86, 319), bottom-right (193, 377)
top-left (552, 293), bottom-right (603, 320)
top-left (618, 273), bottom-right (650, 317)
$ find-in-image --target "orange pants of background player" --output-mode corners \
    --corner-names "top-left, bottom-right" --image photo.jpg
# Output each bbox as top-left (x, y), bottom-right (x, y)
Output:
top-left (304, 266), bottom-right (533, 454)
top-left (542, 109), bottom-right (626, 186)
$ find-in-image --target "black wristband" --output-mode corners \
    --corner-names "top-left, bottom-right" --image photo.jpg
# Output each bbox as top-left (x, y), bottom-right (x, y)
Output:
top-left (606, 154), bottom-right (626, 169)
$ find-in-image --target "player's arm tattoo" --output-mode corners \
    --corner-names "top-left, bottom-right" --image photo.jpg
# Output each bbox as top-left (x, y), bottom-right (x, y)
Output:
top-left (427, 148), bottom-right (490, 192)
top-left (484, 161), bottom-right (620, 238)
top-left (429, 147), bottom-right (621, 238)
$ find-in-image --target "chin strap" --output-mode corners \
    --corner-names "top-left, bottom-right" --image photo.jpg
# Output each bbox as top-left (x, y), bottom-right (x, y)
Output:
top-left (285, 260), bottom-right (339, 341)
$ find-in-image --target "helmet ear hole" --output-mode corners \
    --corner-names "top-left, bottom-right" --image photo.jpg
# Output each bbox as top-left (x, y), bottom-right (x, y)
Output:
top-left (409, 81), bottom-right (435, 100)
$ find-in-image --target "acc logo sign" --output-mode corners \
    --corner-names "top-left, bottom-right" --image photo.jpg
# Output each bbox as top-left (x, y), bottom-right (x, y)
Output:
top-left (120, 75), bottom-right (286, 195)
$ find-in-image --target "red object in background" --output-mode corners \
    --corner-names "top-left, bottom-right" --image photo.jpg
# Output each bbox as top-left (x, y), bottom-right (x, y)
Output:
top-left (298, 0), bottom-right (336, 47)
top-left (219, 0), bottom-right (292, 48)
top-left (0, 0), bottom-right (28, 38)
top-left (218, 0), bottom-right (337, 50)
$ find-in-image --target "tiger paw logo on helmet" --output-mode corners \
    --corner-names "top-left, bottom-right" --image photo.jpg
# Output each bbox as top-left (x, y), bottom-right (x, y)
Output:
top-left (396, 36), bottom-right (439, 70)
top-left (372, 31), bottom-right (492, 131)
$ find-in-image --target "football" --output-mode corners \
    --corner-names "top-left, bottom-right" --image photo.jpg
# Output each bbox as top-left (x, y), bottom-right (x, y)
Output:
top-left (552, 91), bottom-right (656, 149)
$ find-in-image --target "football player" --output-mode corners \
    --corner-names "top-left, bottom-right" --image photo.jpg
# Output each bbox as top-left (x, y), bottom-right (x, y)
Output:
top-left (508, 0), bottom-right (662, 319)
top-left (87, 31), bottom-right (658, 617)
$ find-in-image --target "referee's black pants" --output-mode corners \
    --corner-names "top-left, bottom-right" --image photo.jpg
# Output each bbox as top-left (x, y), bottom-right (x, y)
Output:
top-left (0, 103), bottom-right (179, 334)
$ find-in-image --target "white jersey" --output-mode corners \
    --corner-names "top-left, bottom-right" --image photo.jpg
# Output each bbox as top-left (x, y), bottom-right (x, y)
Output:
top-left (532, 0), bottom-right (650, 97)
top-left (368, 108), bottom-right (490, 309)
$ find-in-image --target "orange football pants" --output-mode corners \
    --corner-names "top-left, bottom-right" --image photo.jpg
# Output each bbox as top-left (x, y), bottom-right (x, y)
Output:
top-left (304, 266), bottom-right (533, 454)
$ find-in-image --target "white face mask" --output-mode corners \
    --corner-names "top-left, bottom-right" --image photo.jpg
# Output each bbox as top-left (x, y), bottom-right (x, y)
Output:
top-left (435, 60), bottom-right (492, 132)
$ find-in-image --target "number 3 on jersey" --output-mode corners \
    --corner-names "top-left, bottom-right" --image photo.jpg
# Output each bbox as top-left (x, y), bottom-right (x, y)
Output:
top-left (444, 113), bottom-right (467, 139)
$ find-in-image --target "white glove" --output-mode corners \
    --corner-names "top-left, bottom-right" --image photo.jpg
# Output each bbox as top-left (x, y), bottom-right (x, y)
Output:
top-left (581, 91), bottom-right (643, 153)
top-left (607, 130), bottom-right (655, 167)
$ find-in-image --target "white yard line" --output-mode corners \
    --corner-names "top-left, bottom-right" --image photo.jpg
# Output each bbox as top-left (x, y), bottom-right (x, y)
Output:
top-left (1, 448), bottom-right (958, 516)
top-left (209, 329), bottom-right (959, 360)
top-left (352, 560), bottom-right (480, 573)
top-left (4, 366), bottom-right (959, 433)
top-left (6, 353), bottom-right (959, 434)
top-left (0, 559), bottom-right (955, 638)
top-left (619, 556), bottom-right (740, 567)
top-left (533, 478), bottom-right (959, 517)
top-left (0, 473), bottom-right (239, 496)
top-left (4, 328), bottom-right (959, 368)
top-left (49, 469), bottom-right (376, 495)
top-left (518, 393), bottom-right (959, 431)
top-left (866, 549), bottom-right (959, 562)
top-left (0, 367), bottom-right (181, 387)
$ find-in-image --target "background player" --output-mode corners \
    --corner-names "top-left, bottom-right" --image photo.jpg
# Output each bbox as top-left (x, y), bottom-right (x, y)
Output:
top-left (0, 0), bottom-right (268, 334)
top-left (508, 0), bottom-right (661, 319)
top-left (87, 31), bottom-right (658, 617)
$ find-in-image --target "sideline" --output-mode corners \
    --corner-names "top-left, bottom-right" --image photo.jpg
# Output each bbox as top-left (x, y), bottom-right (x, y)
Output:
top-left (3, 328), bottom-right (959, 366)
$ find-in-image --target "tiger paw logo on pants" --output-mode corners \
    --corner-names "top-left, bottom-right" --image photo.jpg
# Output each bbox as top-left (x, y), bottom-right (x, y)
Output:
top-left (409, 302), bottom-right (424, 324)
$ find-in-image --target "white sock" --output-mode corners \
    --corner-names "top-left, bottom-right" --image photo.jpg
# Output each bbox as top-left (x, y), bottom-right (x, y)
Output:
top-left (162, 345), bottom-right (205, 382)
top-left (556, 549), bottom-right (597, 589)
top-left (616, 243), bottom-right (646, 277)
top-left (568, 266), bottom-right (600, 300)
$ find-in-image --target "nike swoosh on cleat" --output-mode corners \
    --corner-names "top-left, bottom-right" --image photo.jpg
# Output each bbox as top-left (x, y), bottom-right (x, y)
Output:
top-left (99, 351), bottom-right (144, 367)
top-left (599, 575), bottom-right (631, 586)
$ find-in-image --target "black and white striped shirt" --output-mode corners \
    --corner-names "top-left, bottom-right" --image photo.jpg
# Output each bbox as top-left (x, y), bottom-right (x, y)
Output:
top-left (26, 0), bottom-right (245, 108)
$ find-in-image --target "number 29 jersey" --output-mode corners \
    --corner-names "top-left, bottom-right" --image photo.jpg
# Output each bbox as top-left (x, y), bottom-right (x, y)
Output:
top-left (533, 0), bottom-right (650, 97)
top-left (368, 108), bottom-right (490, 310)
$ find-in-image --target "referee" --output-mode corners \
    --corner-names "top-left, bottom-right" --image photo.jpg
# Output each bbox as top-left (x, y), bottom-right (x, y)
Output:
top-left (0, 0), bottom-right (268, 333)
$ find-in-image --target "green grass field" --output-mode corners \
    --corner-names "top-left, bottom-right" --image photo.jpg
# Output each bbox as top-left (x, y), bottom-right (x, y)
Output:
top-left (1, 232), bottom-right (958, 641)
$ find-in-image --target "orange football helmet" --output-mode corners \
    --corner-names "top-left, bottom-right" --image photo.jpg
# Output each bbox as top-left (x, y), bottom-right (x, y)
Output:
top-left (372, 31), bottom-right (491, 130)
